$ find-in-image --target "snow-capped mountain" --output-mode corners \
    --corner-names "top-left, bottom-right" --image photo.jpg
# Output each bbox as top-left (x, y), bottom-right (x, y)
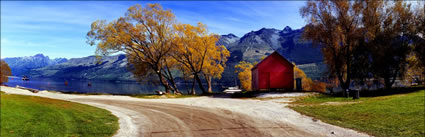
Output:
top-left (222, 26), bottom-right (323, 64)
top-left (2, 54), bottom-right (68, 76)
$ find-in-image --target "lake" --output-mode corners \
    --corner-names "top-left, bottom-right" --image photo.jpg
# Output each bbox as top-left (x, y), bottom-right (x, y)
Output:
top-left (4, 77), bottom-right (228, 95)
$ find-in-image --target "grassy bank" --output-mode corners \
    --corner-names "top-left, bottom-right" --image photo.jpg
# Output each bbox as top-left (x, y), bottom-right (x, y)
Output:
top-left (1, 92), bottom-right (119, 137)
top-left (290, 89), bottom-right (425, 137)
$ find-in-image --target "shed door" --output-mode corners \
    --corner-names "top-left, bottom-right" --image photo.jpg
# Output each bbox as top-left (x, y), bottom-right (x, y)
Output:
top-left (260, 72), bottom-right (271, 89)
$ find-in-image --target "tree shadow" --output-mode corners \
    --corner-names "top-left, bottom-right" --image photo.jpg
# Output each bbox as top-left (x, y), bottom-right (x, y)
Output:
top-left (330, 86), bottom-right (425, 97)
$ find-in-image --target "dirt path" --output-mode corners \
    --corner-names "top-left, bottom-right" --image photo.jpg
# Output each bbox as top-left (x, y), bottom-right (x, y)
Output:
top-left (1, 86), bottom-right (370, 137)
top-left (74, 98), bottom-right (311, 137)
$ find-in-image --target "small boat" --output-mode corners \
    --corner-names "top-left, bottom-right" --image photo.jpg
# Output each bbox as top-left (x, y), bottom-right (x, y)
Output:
top-left (223, 86), bottom-right (242, 94)
top-left (22, 76), bottom-right (29, 81)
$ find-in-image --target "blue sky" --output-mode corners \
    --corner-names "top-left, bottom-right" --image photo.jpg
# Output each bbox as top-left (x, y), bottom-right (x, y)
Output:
top-left (1, 1), bottom-right (307, 59)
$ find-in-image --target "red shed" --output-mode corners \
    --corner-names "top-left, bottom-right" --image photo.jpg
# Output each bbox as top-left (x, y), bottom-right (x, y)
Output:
top-left (251, 52), bottom-right (294, 91)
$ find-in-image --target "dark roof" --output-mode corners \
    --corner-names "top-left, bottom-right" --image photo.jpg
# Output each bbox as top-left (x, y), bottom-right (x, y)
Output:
top-left (251, 51), bottom-right (294, 70)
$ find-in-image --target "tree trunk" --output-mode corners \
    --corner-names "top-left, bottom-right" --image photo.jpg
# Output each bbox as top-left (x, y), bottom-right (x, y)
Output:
top-left (338, 73), bottom-right (350, 98)
top-left (205, 74), bottom-right (213, 94)
top-left (167, 74), bottom-right (180, 94)
top-left (164, 62), bottom-right (180, 94)
top-left (194, 73), bottom-right (207, 94)
top-left (345, 47), bottom-right (351, 98)
top-left (344, 81), bottom-right (350, 98)
top-left (384, 76), bottom-right (393, 89)
top-left (191, 77), bottom-right (196, 95)
top-left (172, 82), bottom-right (180, 94)
top-left (352, 90), bottom-right (360, 99)
top-left (156, 71), bottom-right (171, 93)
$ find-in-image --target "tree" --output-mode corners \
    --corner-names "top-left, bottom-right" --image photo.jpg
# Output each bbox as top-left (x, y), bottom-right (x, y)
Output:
top-left (172, 23), bottom-right (224, 94)
top-left (406, 3), bottom-right (424, 84)
top-left (300, 1), bottom-right (363, 96)
top-left (87, 4), bottom-right (179, 93)
top-left (362, 1), bottom-right (415, 89)
top-left (411, 2), bottom-right (425, 75)
top-left (202, 45), bottom-right (230, 93)
top-left (301, 1), bottom-right (419, 91)
top-left (0, 60), bottom-right (12, 84)
top-left (234, 61), bottom-right (253, 91)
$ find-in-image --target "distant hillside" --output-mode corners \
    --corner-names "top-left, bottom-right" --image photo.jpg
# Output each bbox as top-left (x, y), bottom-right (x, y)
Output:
top-left (3, 54), bottom-right (67, 76)
top-left (29, 54), bottom-right (135, 81)
top-left (297, 62), bottom-right (328, 80)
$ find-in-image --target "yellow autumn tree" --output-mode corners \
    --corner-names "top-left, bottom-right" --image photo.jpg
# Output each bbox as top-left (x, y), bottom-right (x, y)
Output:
top-left (235, 61), bottom-right (253, 91)
top-left (294, 64), bottom-right (326, 92)
top-left (202, 45), bottom-right (230, 93)
top-left (172, 23), bottom-right (224, 94)
top-left (0, 60), bottom-right (12, 84)
top-left (294, 65), bottom-right (311, 90)
top-left (86, 4), bottom-right (180, 93)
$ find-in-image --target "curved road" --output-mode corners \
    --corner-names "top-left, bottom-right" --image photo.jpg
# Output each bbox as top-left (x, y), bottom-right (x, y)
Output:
top-left (73, 98), bottom-right (312, 137)
top-left (2, 86), bottom-right (369, 137)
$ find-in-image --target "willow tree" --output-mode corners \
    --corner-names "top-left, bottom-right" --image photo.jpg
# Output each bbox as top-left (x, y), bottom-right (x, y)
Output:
top-left (87, 4), bottom-right (179, 93)
top-left (172, 23), bottom-right (223, 94)
top-left (412, 3), bottom-right (425, 75)
top-left (300, 0), bottom-right (363, 96)
top-left (362, 1), bottom-right (415, 89)
top-left (202, 45), bottom-right (230, 93)
top-left (0, 60), bottom-right (12, 84)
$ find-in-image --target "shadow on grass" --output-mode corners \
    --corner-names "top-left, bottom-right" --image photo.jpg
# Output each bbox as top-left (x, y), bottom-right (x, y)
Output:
top-left (331, 85), bottom-right (425, 97)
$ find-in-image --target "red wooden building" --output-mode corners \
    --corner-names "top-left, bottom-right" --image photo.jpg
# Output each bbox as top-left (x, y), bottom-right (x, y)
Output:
top-left (251, 52), bottom-right (294, 91)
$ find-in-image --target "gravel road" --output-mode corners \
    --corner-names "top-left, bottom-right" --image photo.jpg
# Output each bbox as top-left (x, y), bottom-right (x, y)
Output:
top-left (1, 86), bottom-right (370, 137)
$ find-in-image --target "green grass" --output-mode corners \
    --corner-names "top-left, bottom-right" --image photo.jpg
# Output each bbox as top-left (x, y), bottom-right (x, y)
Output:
top-left (1, 92), bottom-right (119, 137)
top-left (131, 94), bottom-right (200, 99)
top-left (290, 90), bottom-right (425, 137)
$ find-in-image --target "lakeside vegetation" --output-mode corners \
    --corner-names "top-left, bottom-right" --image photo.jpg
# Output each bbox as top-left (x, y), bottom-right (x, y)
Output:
top-left (0, 92), bottom-right (118, 137)
top-left (290, 88), bottom-right (425, 137)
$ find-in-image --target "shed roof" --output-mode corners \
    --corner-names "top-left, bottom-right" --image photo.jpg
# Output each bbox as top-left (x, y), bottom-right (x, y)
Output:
top-left (251, 51), bottom-right (294, 70)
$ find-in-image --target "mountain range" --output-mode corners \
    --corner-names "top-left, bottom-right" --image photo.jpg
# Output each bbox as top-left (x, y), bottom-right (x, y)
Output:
top-left (3, 54), bottom-right (68, 76)
top-left (28, 54), bottom-right (135, 81)
top-left (220, 26), bottom-right (323, 64)
top-left (3, 26), bottom-right (326, 82)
